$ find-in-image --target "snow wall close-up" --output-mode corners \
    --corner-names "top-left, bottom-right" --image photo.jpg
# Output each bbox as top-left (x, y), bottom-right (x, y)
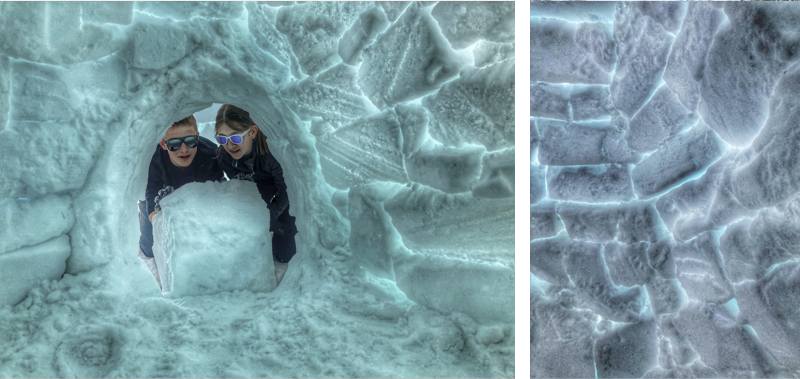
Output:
top-left (531, 2), bottom-right (800, 378)
top-left (0, 2), bottom-right (514, 377)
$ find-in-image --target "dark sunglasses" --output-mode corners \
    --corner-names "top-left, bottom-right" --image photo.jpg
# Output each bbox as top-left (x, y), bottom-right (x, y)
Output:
top-left (163, 135), bottom-right (198, 151)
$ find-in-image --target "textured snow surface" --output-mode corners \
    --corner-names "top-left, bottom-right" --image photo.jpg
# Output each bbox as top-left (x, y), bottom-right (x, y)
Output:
top-left (531, 2), bottom-right (800, 378)
top-left (0, 2), bottom-right (514, 377)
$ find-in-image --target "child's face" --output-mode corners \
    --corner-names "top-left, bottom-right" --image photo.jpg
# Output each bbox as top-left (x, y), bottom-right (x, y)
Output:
top-left (160, 124), bottom-right (198, 168)
top-left (217, 123), bottom-right (256, 160)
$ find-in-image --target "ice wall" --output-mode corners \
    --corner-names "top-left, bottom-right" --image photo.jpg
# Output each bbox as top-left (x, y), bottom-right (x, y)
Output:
top-left (531, 2), bottom-right (800, 378)
top-left (0, 2), bottom-right (514, 324)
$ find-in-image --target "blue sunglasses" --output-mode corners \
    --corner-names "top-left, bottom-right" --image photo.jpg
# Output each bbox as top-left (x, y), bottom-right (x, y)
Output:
top-left (215, 126), bottom-right (253, 145)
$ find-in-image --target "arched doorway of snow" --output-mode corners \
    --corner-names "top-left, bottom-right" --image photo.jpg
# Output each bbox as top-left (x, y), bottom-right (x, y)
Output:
top-left (0, 2), bottom-right (514, 376)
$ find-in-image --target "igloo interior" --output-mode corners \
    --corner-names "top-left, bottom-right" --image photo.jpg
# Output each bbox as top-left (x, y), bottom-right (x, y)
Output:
top-left (0, 2), bottom-right (515, 377)
top-left (531, 2), bottom-right (800, 378)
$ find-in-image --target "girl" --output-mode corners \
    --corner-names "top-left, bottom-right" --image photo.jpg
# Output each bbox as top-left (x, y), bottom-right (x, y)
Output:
top-left (214, 104), bottom-right (297, 281)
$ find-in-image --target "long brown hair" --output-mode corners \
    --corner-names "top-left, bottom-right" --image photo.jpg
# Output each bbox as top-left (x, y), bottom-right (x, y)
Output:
top-left (215, 104), bottom-right (269, 155)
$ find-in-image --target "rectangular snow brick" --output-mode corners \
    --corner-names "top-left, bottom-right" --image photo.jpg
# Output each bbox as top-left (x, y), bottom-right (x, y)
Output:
top-left (152, 181), bottom-right (277, 297)
top-left (537, 118), bottom-right (641, 166)
top-left (546, 164), bottom-right (633, 203)
top-left (631, 122), bottom-right (725, 198)
top-left (531, 18), bottom-right (615, 84)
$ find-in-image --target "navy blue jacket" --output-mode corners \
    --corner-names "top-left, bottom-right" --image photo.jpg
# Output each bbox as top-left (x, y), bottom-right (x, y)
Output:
top-left (145, 136), bottom-right (224, 214)
top-left (216, 146), bottom-right (290, 220)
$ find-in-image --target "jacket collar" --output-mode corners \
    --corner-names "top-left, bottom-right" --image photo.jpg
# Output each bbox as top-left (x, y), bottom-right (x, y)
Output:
top-left (234, 150), bottom-right (257, 170)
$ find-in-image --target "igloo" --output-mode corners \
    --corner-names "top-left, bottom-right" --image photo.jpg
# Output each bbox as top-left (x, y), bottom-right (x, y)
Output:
top-left (0, 2), bottom-right (515, 377)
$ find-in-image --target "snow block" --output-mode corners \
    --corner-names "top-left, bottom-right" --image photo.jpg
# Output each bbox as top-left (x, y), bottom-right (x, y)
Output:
top-left (736, 262), bottom-right (800, 370)
top-left (658, 316), bottom-right (701, 367)
top-left (595, 320), bottom-right (658, 378)
top-left (384, 185), bottom-right (514, 266)
top-left (656, 153), bottom-right (728, 237)
top-left (530, 202), bottom-right (564, 241)
top-left (530, 232), bottom-right (588, 287)
top-left (668, 169), bottom-right (746, 240)
top-left (672, 302), bottom-right (771, 374)
top-left (546, 164), bottom-right (634, 203)
top-left (531, 298), bottom-right (597, 378)
top-left (395, 255), bottom-right (513, 324)
top-left (564, 242), bottom-right (646, 322)
top-left (0, 196), bottom-right (74, 255)
top-left (672, 232), bottom-right (734, 304)
top-left (379, 2), bottom-right (410, 23)
top-left (280, 64), bottom-right (376, 129)
top-left (611, 3), bottom-right (674, 117)
top-left (9, 61), bottom-right (74, 122)
top-left (472, 148), bottom-right (514, 199)
top-left (0, 122), bottom-right (98, 199)
top-left (338, 7), bottom-right (390, 66)
top-left (152, 181), bottom-right (277, 297)
top-left (730, 63), bottom-right (800, 209)
top-left (405, 143), bottom-right (485, 194)
top-left (645, 276), bottom-right (683, 315)
top-left (530, 82), bottom-right (569, 120)
top-left (473, 41), bottom-right (514, 68)
top-left (745, 201), bottom-right (800, 271)
top-left (530, 163), bottom-right (546, 204)
top-left (0, 2), bottom-right (47, 61)
top-left (647, 238), bottom-right (677, 280)
top-left (617, 203), bottom-right (663, 245)
top-left (348, 182), bottom-right (407, 279)
top-left (569, 85), bottom-right (614, 121)
top-left (425, 59), bottom-right (514, 152)
top-left (720, 196), bottom-right (800, 283)
top-left (631, 122), bottom-right (725, 198)
top-left (530, 18), bottom-right (616, 85)
top-left (0, 235), bottom-right (71, 307)
top-left (129, 21), bottom-right (190, 70)
top-left (530, 2), bottom-right (617, 23)
top-left (537, 119), bottom-right (641, 166)
top-left (662, 3), bottom-right (726, 111)
top-left (360, 3), bottom-right (465, 108)
top-left (626, 85), bottom-right (699, 153)
top-left (604, 242), bottom-right (653, 287)
top-left (706, 150), bottom-right (760, 228)
top-left (276, 2), bottom-right (370, 76)
top-left (316, 110), bottom-right (409, 189)
top-left (699, 3), bottom-right (800, 147)
top-left (635, 2), bottom-right (687, 34)
top-left (557, 204), bottom-right (617, 243)
top-left (719, 219), bottom-right (762, 283)
top-left (0, 2), bottom-right (127, 65)
top-left (430, 2), bottom-right (514, 49)
top-left (395, 103), bottom-right (430, 157)
top-left (246, 3), bottom-right (297, 74)
top-left (557, 202), bottom-right (660, 244)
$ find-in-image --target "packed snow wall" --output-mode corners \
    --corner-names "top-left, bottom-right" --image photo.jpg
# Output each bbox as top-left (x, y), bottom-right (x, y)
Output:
top-left (0, 1), bottom-right (515, 322)
top-left (531, 2), bottom-right (800, 378)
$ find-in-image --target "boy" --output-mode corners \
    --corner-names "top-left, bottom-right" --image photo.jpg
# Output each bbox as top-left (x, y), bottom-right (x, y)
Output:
top-left (138, 116), bottom-right (223, 287)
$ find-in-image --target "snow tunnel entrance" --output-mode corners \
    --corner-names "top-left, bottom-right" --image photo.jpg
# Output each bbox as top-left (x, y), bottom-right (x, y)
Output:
top-left (99, 74), bottom-right (345, 282)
